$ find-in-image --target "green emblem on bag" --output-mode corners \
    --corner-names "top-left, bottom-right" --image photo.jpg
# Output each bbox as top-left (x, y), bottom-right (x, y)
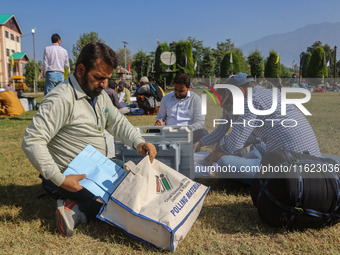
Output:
top-left (156, 174), bottom-right (173, 193)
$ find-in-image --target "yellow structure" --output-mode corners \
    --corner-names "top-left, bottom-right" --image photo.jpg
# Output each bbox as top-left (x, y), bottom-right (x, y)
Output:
top-left (10, 75), bottom-right (28, 90)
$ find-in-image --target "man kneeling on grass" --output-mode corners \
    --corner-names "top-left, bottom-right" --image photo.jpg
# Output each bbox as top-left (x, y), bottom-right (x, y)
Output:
top-left (22, 42), bottom-right (157, 237)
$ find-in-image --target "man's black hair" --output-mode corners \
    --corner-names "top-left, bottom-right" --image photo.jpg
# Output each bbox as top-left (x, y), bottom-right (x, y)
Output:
top-left (118, 80), bottom-right (126, 87)
top-left (108, 80), bottom-right (117, 89)
top-left (75, 42), bottom-right (118, 73)
top-left (51, 34), bottom-right (61, 43)
top-left (174, 72), bottom-right (190, 88)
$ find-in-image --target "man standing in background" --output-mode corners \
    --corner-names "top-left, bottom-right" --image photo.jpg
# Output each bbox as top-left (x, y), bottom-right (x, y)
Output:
top-left (43, 33), bottom-right (70, 95)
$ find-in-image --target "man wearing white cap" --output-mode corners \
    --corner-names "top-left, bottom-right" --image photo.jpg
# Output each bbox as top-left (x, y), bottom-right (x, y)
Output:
top-left (134, 76), bottom-right (162, 114)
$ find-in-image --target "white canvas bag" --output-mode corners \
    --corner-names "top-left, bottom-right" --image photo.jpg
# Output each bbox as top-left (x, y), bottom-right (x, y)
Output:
top-left (98, 156), bottom-right (210, 251)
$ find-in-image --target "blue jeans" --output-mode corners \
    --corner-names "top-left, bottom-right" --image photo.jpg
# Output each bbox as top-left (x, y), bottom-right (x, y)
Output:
top-left (44, 72), bottom-right (64, 95)
top-left (217, 142), bottom-right (266, 184)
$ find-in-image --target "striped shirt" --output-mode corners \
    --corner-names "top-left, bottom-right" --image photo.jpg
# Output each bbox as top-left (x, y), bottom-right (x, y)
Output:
top-left (199, 109), bottom-right (231, 146)
top-left (220, 85), bottom-right (321, 157)
top-left (43, 43), bottom-right (69, 74)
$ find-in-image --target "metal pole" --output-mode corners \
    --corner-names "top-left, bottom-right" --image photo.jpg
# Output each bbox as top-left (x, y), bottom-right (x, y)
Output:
top-left (334, 46), bottom-right (337, 80)
top-left (299, 53), bottom-right (303, 84)
top-left (124, 44), bottom-right (126, 75)
top-left (122, 41), bottom-right (128, 78)
top-left (32, 28), bottom-right (36, 93)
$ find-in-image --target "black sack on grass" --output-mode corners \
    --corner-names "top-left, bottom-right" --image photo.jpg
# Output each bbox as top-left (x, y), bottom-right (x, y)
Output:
top-left (251, 149), bottom-right (340, 229)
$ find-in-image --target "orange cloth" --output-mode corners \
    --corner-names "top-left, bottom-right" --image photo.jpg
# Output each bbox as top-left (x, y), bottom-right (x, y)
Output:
top-left (0, 90), bottom-right (25, 116)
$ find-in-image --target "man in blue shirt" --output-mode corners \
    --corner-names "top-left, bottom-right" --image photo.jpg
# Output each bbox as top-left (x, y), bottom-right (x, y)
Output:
top-left (155, 72), bottom-right (208, 143)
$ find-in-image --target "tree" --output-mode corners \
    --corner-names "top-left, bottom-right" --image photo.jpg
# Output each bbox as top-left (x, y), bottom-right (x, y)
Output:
top-left (216, 39), bottom-right (235, 52)
top-left (187, 37), bottom-right (204, 61)
top-left (233, 48), bottom-right (249, 74)
top-left (24, 60), bottom-right (41, 88)
top-left (132, 50), bottom-right (152, 81)
top-left (307, 41), bottom-right (322, 54)
top-left (69, 58), bottom-right (75, 73)
top-left (212, 39), bottom-right (235, 76)
top-left (64, 66), bottom-right (69, 80)
top-left (187, 37), bottom-right (204, 74)
top-left (336, 60), bottom-right (340, 77)
top-left (307, 47), bottom-right (328, 78)
top-left (200, 47), bottom-right (215, 77)
top-left (323, 44), bottom-right (333, 65)
top-left (169, 41), bottom-right (177, 52)
top-left (280, 64), bottom-right (292, 78)
top-left (324, 44), bottom-right (335, 77)
top-left (220, 52), bottom-right (240, 77)
top-left (301, 52), bottom-right (312, 77)
top-left (116, 48), bottom-right (132, 69)
top-left (306, 41), bottom-right (334, 77)
top-left (154, 42), bottom-right (175, 86)
top-left (72, 32), bottom-right (105, 60)
top-left (175, 40), bottom-right (194, 77)
top-left (247, 49), bottom-right (264, 78)
top-left (264, 50), bottom-right (281, 78)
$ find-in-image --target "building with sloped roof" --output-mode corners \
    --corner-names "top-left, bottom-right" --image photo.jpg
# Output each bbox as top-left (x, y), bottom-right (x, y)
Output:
top-left (0, 14), bottom-right (29, 87)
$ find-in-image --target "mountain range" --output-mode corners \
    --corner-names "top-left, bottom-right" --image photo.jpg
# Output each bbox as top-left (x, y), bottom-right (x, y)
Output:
top-left (240, 22), bottom-right (340, 67)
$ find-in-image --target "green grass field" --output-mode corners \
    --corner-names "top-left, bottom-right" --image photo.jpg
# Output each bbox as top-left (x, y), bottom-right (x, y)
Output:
top-left (0, 92), bottom-right (339, 254)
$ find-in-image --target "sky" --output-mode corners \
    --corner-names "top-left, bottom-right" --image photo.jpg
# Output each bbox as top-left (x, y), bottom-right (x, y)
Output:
top-left (2, 0), bottom-right (340, 63)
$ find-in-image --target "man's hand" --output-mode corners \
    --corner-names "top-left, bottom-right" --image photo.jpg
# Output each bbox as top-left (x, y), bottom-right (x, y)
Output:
top-left (193, 141), bottom-right (201, 152)
top-left (60, 174), bottom-right (86, 192)
top-left (155, 119), bottom-right (165, 126)
top-left (137, 142), bottom-right (157, 163)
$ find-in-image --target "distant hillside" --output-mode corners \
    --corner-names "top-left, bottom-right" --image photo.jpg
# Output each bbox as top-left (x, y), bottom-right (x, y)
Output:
top-left (240, 22), bottom-right (340, 67)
